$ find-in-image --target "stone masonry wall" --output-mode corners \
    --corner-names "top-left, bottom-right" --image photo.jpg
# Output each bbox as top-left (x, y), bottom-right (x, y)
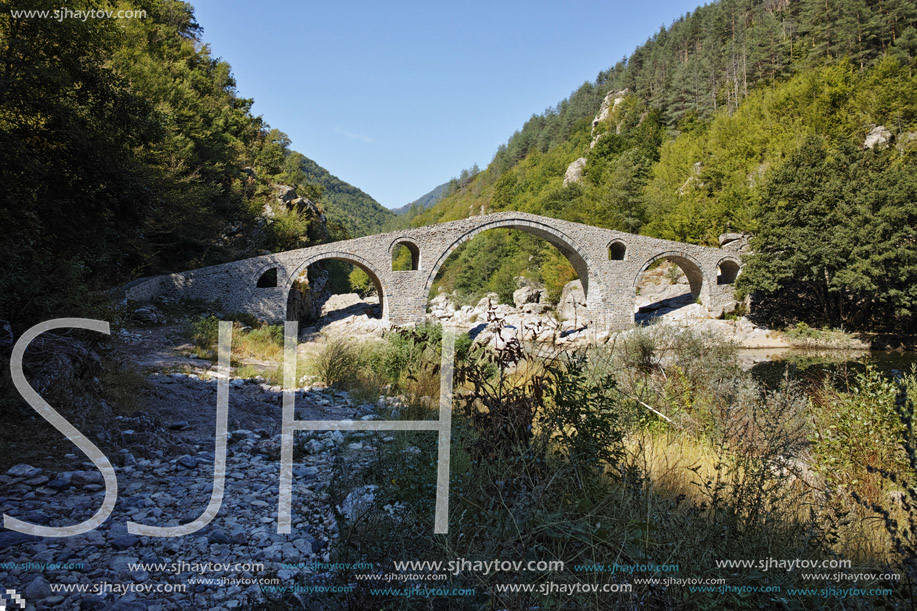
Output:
top-left (122, 212), bottom-right (743, 331)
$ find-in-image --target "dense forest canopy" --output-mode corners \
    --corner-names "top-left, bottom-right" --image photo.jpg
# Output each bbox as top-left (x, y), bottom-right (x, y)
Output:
top-left (0, 0), bottom-right (391, 331)
top-left (3, 0), bottom-right (917, 333)
top-left (415, 0), bottom-right (917, 332)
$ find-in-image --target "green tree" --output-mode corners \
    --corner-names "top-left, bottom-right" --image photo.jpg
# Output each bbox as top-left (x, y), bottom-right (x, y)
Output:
top-left (737, 136), bottom-right (917, 331)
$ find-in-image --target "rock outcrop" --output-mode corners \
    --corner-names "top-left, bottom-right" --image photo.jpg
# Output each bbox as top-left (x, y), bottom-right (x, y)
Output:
top-left (563, 157), bottom-right (587, 186)
top-left (512, 285), bottom-right (547, 308)
top-left (718, 232), bottom-right (752, 253)
top-left (592, 89), bottom-right (629, 130)
top-left (287, 266), bottom-right (331, 324)
top-left (263, 183), bottom-right (330, 243)
top-left (864, 125), bottom-right (892, 149)
top-left (557, 280), bottom-right (587, 321)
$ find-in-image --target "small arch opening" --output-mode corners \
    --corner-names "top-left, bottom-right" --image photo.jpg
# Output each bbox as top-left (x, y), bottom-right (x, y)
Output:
top-left (718, 260), bottom-right (740, 285)
top-left (392, 241), bottom-right (420, 271)
top-left (609, 241), bottom-right (627, 261)
top-left (256, 267), bottom-right (278, 288)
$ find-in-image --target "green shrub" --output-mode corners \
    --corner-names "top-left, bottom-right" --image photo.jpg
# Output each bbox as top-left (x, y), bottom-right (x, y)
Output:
top-left (186, 316), bottom-right (285, 363)
top-left (311, 337), bottom-right (364, 388)
top-left (189, 315), bottom-right (220, 357)
top-left (541, 352), bottom-right (625, 483)
top-left (811, 365), bottom-right (915, 496)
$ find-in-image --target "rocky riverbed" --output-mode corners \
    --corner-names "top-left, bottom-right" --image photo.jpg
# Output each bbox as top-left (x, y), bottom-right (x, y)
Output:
top-left (0, 359), bottom-right (396, 610)
top-left (310, 262), bottom-right (801, 351)
top-left (0, 263), bottom-right (860, 610)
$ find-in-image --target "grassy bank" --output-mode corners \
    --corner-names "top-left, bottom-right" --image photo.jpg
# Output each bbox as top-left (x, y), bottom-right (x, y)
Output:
top-left (182, 314), bottom-right (914, 608)
top-left (247, 322), bottom-right (917, 610)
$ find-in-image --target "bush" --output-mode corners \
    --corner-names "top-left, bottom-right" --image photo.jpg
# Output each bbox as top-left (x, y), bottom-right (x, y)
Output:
top-left (311, 337), bottom-right (364, 389)
top-left (304, 320), bottom-right (912, 608)
top-left (849, 378), bottom-right (917, 594)
top-left (541, 352), bottom-right (625, 483)
top-left (189, 315), bottom-right (220, 353)
top-left (186, 315), bottom-right (285, 363)
top-left (811, 365), bottom-right (915, 499)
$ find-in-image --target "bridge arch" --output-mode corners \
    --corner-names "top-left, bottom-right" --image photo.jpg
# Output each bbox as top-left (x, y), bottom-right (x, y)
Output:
top-left (608, 240), bottom-right (627, 261)
top-left (252, 261), bottom-right (283, 289)
top-left (422, 216), bottom-right (599, 302)
top-left (283, 251), bottom-right (388, 321)
top-left (633, 250), bottom-right (706, 301)
top-left (716, 256), bottom-right (741, 285)
top-left (389, 237), bottom-right (421, 271)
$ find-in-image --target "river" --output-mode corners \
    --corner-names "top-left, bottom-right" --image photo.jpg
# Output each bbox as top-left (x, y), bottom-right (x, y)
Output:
top-left (741, 348), bottom-right (917, 389)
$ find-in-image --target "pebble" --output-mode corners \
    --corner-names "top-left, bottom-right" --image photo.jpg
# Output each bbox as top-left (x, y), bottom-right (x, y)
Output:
top-left (7, 464), bottom-right (41, 478)
top-left (24, 575), bottom-right (52, 600)
top-left (0, 376), bottom-right (388, 609)
top-left (176, 455), bottom-right (199, 469)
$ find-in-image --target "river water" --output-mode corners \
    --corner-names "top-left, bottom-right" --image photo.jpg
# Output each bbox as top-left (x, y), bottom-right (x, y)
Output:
top-left (741, 348), bottom-right (917, 389)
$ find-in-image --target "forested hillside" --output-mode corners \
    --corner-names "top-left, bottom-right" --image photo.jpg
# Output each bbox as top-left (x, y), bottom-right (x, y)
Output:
top-left (391, 181), bottom-right (452, 216)
top-left (385, 173), bottom-right (479, 230)
top-left (298, 155), bottom-right (395, 237)
top-left (0, 0), bottom-right (387, 331)
top-left (415, 0), bottom-right (917, 332)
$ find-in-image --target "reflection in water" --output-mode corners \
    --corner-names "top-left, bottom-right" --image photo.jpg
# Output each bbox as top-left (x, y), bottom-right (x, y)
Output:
top-left (746, 349), bottom-right (917, 390)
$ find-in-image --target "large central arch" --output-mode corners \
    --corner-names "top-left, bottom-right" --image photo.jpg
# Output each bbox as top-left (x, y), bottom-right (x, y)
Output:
top-left (422, 216), bottom-right (599, 304)
top-left (283, 251), bottom-right (388, 322)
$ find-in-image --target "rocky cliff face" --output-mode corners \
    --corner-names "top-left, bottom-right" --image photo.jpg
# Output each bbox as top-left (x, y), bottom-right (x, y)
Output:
top-left (592, 89), bottom-right (630, 131)
top-left (287, 266), bottom-right (332, 324)
top-left (563, 157), bottom-right (587, 186)
top-left (261, 182), bottom-right (334, 322)
top-left (267, 183), bottom-right (331, 243)
top-left (563, 89), bottom-right (633, 184)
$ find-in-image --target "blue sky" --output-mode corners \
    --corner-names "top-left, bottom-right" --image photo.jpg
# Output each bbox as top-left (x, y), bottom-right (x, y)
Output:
top-left (192, 0), bottom-right (704, 209)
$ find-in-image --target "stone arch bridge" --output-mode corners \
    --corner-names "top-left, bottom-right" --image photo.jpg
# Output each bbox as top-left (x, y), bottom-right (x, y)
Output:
top-left (123, 212), bottom-right (745, 331)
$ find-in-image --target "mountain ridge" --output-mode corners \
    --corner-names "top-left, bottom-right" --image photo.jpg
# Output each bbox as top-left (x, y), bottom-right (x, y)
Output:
top-left (391, 181), bottom-right (452, 216)
top-left (297, 155), bottom-right (395, 237)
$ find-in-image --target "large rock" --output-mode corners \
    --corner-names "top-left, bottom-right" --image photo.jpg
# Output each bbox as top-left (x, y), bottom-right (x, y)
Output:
top-left (131, 305), bottom-right (165, 325)
top-left (563, 157), bottom-right (587, 186)
top-left (287, 265), bottom-right (331, 323)
top-left (274, 184), bottom-right (298, 205)
top-left (474, 293), bottom-right (500, 312)
top-left (321, 293), bottom-right (367, 315)
top-left (864, 125), bottom-right (891, 149)
top-left (429, 292), bottom-right (453, 307)
top-left (271, 183), bottom-right (328, 239)
top-left (557, 280), bottom-right (586, 321)
top-left (512, 286), bottom-right (546, 308)
top-left (718, 232), bottom-right (751, 252)
top-left (24, 575), bottom-right (52, 600)
top-left (429, 292), bottom-right (456, 317)
top-left (337, 485), bottom-right (378, 521)
top-left (521, 302), bottom-right (552, 315)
